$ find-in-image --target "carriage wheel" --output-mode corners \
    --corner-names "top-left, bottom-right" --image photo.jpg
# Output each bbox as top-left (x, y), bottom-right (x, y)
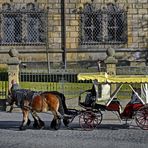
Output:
top-left (135, 105), bottom-right (148, 130)
top-left (79, 110), bottom-right (102, 130)
top-left (96, 110), bottom-right (103, 125)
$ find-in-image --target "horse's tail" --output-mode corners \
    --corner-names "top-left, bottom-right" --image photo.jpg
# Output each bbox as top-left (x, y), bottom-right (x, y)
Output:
top-left (57, 92), bottom-right (68, 114)
top-left (56, 96), bottom-right (64, 117)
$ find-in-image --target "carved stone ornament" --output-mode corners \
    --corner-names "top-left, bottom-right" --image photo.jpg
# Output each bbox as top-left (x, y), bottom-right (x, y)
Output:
top-left (8, 48), bottom-right (19, 57)
top-left (104, 47), bottom-right (118, 64)
top-left (7, 49), bottom-right (20, 65)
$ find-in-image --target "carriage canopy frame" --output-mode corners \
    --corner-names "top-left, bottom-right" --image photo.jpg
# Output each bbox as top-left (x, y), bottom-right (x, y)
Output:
top-left (78, 72), bottom-right (148, 106)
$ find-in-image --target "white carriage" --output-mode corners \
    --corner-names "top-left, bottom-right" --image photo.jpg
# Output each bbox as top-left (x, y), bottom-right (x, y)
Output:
top-left (77, 72), bottom-right (148, 130)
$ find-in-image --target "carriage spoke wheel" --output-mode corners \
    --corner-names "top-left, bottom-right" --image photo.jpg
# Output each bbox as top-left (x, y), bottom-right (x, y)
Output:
top-left (79, 110), bottom-right (101, 130)
top-left (135, 105), bottom-right (148, 130)
top-left (95, 110), bottom-right (103, 126)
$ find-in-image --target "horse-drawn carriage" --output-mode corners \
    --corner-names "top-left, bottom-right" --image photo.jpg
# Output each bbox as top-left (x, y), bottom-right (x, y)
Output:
top-left (7, 73), bottom-right (148, 131)
top-left (64, 73), bottom-right (148, 130)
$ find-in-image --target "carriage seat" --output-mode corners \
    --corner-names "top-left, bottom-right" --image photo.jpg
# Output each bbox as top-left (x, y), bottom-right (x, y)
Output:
top-left (105, 98), bottom-right (121, 112)
top-left (132, 103), bottom-right (144, 111)
top-left (79, 92), bottom-right (96, 109)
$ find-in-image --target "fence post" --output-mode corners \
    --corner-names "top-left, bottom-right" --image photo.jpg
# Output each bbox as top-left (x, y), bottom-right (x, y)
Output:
top-left (104, 48), bottom-right (118, 94)
top-left (7, 49), bottom-right (20, 92)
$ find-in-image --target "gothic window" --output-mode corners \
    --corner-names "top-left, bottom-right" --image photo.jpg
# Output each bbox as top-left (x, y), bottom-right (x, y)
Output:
top-left (82, 12), bottom-right (102, 43)
top-left (1, 3), bottom-right (22, 44)
top-left (80, 3), bottom-right (127, 45)
top-left (26, 3), bottom-right (46, 44)
top-left (0, 2), bottom-right (46, 45)
top-left (106, 3), bottom-right (126, 43)
top-left (2, 14), bottom-right (22, 44)
top-left (27, 13), bottom-right (40, 42)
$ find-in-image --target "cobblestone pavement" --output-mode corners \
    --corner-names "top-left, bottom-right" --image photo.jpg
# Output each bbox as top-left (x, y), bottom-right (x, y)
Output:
top-left (0, 111), bottom-right (147, 148)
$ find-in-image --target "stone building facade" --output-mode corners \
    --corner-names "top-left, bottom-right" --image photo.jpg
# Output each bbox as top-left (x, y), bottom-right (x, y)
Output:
top-left (0, 0), bottom-right (147, 68)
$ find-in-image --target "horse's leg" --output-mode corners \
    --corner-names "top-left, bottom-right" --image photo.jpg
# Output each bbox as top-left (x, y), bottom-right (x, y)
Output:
top-left (8, 104), bottom-right (14, 113)
top-left (31, 111), bottom-right (45, 129)
top-left (20, 108), bottom-right (30, 130)
top-left (32, 116), bottom-right (39, 129)
top-left (51, 100), bottom-right (62, 130)
top-left (27, 118), bottom-right (31, 126)
top-left (56, 94), bottom-right (70, 128)
top-left (50, 111), bottom-right (61, 130)
top-left (7, 100), bottom-right (15, 113)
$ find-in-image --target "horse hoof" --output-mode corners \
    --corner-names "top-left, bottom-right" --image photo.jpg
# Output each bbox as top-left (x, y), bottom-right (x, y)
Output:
top-left (33, 119), bottom-right (38, 129)
top-left (33, 123), bottom-right (42, 129)
top-left (38, 120), bottom-right (45, 129)
top-left (27, 119), bottom-right (31, 126)
top-left (37, 124), bottom-right (45, 130)
top-left (50, 119), bottom-right (61, 130)
top-left (19, 126), bottom-right (26, 131)
top-left (53, 119), bottom-right (61, 130)
top-left (38, 126), bottom-right (44, 129)
top-left (39, 119), bottom-right (45, 127)
top-left (33, 123), bottom-right (38, 129)
top-left (33, 120), bottom-right (45, 129)
top-left (50, 119), bottom-right (56, 129)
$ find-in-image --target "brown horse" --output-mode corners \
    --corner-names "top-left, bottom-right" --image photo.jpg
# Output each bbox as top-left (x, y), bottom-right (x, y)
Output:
top-left (7, 90), bottom-right (64, 130)
top-left (30, 91), bottom-right (71, 129)
top-left (22, 91), bottom-right (63, 130)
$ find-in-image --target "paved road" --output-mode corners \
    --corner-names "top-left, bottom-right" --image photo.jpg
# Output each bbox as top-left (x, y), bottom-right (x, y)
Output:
top-left (0, 111), bottom-right (147, 148)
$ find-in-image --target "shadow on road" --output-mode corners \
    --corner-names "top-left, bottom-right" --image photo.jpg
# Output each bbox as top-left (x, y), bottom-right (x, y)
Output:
top-left (59, 122), bottom-right (140, 131)
top-left (0, 120), bottom-right (139, 131)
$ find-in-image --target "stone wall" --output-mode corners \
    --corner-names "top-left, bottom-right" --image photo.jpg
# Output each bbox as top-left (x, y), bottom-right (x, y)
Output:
top-left (0, 0), bottom-right (147, 64)
top-left (127, 0), bottom-right (148, 48)
top-left (47, 0), bottom-right (148, 48)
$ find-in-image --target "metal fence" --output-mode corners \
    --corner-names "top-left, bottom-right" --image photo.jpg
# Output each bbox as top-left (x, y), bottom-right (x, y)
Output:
top-left (0, 72), bottom-right (8, 99)
top-left (19, 71), bottom-right (92, 99)
top-left (19, 65), bottom-right (148, 99)
top-left (1, 65), bottom-right (148, 100)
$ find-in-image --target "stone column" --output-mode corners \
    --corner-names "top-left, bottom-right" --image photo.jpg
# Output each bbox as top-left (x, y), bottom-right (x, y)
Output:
top-left (104, 48), bottom-right (118, 95)
top-left (7, 49), bottom-right (20, 91)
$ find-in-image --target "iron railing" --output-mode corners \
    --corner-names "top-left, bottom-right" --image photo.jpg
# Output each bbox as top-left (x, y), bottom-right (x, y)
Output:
top-left (1, 65), bottom-right (148, 100)
top-left (0, 72), bottom-right (8, 99)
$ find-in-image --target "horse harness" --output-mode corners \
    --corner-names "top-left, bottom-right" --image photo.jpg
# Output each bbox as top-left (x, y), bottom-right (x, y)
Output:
top-left (22, 91), bottom-right (42, 110)
top-left (23, 91), bottom-right (50, 112)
